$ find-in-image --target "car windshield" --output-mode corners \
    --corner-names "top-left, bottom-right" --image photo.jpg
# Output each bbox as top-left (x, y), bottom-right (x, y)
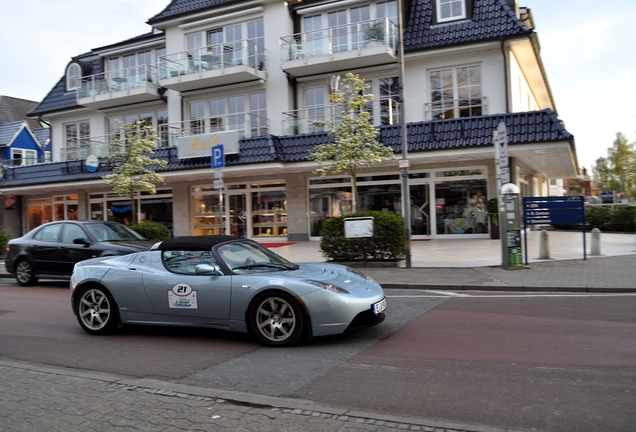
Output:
top-left (85, 222), bottom-right (146, 242)
top-left (217, 241), bottom-right (299, 273)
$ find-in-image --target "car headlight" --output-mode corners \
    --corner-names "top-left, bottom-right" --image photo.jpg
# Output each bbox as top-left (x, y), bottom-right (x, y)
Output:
top-left (303, 279), bottom-right (351, 294)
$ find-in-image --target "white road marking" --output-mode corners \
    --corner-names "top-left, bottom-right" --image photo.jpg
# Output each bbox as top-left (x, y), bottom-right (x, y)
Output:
top-left (387, 292), bottom-right (636, 298)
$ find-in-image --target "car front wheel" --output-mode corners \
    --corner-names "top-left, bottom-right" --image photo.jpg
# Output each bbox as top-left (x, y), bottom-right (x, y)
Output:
top-left (15, 258), bottom-right (38, 286)
top-left (250, 292), bottom-right (304, 347)
top-left (76, 286), bottom-right (118, 335)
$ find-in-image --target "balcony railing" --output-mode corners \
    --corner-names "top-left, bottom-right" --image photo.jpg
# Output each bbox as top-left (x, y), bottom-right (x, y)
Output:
top-left (159, 112), bottom-right (269, 147)
top-left (158, 40), bottom-right (266, 80)
top-left (282, 98), bottom-right (400, 135)
top-left (280, 17), bottom-right (398, 62)
top-left (423, 97), bottom-right (488, 121)
top-left (60, 133), bottom-right (120, 161)
top-left (77, 64), bottom-right (158, 99)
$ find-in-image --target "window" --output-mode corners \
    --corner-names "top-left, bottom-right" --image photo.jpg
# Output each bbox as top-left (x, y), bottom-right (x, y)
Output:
top-left (11, 149), bottom-right (22, 166)
top-left (437, 0), bottom-right (466, 22)
top-left (61, 224), bottom-right (88, 244)
top-left (34, 224), bottom-right (62, 243)
top-left (64, 121), bottom-right (90, 161)
top-left (429, 65), bottom-right (482, 120)
top-left (163, 250), bottom-right (218, 275)
top-left (66, 63), bottom-right (81, 91)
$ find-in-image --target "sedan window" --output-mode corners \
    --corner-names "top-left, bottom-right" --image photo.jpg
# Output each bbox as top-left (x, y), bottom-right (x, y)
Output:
top-left (33, 224), bottom-right (62, 242)
top-left (61, 224), bottom-right (89, 244)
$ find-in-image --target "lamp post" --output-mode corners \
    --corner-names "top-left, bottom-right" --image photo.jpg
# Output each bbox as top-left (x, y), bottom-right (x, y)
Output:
top-left (397, 0), bottom-right (411, 268)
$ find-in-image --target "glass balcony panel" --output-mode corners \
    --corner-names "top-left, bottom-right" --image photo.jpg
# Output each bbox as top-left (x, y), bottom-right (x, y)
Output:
top-left (281, 98), bottom-right (400, 135)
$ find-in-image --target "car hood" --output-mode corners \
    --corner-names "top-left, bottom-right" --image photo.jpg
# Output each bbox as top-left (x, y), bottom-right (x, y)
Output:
top-left (292, 263), bottom-right (376, 291)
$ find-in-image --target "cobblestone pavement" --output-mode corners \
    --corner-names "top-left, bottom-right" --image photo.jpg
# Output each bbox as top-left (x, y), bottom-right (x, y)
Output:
top-left (0, 362), bottom-right (502, 432)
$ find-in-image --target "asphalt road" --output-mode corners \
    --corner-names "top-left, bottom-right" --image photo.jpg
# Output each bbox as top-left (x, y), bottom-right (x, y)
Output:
top-left (1, 281), bottom-right (635, 431)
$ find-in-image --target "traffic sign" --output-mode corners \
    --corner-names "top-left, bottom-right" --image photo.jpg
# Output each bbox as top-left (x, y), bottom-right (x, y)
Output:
top-left (212, 145), bottom-right (225, 169)
top-left (494, 121), bottom-right (508, 168)
top-left (213, 179), bottom-right (224, 190)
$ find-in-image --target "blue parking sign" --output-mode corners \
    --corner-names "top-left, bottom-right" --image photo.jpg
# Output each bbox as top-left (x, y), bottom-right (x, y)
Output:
top-left (212, 145), bottom-right (225, 169)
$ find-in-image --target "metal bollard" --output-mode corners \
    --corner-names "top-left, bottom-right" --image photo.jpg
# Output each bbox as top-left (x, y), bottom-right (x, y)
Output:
top-left (590, 228), bottom-right (601, 255)
top-left (539, 229), bottom-right (550, 259)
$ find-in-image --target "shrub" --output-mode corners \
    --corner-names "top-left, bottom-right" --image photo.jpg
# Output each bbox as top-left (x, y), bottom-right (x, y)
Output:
top-left (0, 228), bottom-right (11, 257)
top-left (319, 211), bottom-right (405, 262)
top-left (130, 220), bottom-right (171, 242)
top-left (609, 206), bottom-right (636, 232)
top-left (585, 206), bottom-right (612, 231)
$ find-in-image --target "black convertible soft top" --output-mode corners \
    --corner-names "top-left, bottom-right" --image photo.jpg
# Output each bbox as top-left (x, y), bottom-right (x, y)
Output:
top-left (154, 235), bottom-right (237, 251)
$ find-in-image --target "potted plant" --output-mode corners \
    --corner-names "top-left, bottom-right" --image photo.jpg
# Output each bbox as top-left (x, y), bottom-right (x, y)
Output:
top-left (364, 20), bottom-right (385, 46)
top-left (487, 197), bottom-right (500, 239)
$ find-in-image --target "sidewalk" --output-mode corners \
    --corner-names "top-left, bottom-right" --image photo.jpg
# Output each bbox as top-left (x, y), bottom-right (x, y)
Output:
top-left (270, 231), bottom-right (636, 291)
top-left (2, 231), bottom-right (634, 290)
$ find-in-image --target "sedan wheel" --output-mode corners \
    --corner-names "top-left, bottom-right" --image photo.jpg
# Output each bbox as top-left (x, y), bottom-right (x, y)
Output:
top-left (76, 286), bottom-right (118, 335)
top-left (250, 292), bottom-right (304, 347)
top-left (15, 258), bottom-right (37, 286)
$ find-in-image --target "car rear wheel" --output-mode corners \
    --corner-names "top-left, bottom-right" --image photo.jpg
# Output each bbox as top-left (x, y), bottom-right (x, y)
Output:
top-left (15, 258), bottom-right (38, 286)
top-left (76, 286), bottom-right (118, 335)
top-left (250, 292), bottom-right (304, 347)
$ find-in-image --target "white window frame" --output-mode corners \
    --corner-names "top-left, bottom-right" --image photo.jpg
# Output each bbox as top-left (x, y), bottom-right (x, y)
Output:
top-left (437, 0), bottom-right (466, 22)
top-left (66, 63), bottom-right (81, 91)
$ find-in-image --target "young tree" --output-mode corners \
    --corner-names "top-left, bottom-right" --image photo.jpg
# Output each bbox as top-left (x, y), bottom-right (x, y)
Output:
top-left (103, 121), bottom-right (168, 224)
top-left (592, 132), bottom-right (635, 198)
top-left (308, 73), bottom-right (394, 213)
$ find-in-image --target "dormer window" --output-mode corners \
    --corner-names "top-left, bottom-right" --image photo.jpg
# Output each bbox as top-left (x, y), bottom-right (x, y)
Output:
top-left (437, 0), bottom-right (466, 22)
top-left (66, 63), bottom-right (81, 91)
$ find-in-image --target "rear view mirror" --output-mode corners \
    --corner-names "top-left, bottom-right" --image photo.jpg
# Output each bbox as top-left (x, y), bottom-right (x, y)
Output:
top-left (73, 238), bottom-right (90, 245)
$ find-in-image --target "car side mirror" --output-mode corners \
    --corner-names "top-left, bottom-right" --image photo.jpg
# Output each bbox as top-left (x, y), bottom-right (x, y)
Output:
top-left (195, 264), bottom-right (223, 275)
top-left (73, 237), bottom-right (90, 246)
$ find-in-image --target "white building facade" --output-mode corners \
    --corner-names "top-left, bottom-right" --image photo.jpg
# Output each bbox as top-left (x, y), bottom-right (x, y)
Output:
top-left (2, 0), bottom-right (578, 240)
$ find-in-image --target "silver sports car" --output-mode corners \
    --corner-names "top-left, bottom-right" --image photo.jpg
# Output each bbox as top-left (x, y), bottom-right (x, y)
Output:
top-left (70, 235), bottom-right (387, 347)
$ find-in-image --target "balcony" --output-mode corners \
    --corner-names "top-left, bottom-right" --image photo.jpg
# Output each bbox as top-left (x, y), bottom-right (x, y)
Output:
top-left (60, 133), bottom-right (119, 161)
top-left (423, 97), bottom-right (488, 121)
top-left (282, 98), bottom-right (400, 135)
top-left (159, 112), bottom-right (269, 147)
top-left (77, 65), bottom-right (160, 109)
top-left (158, 41), bottom-right (267, 92)
top-left (280, 18), bottom-right (398, 78)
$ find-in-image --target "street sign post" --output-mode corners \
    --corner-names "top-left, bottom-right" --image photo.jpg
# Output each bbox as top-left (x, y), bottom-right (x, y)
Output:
top-left (212, 145), bottom-right (225, 169)
top-left (212, 144), bottom-right (225, 233)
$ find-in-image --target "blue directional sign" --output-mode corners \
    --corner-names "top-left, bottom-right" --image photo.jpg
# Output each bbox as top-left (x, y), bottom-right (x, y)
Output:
top-left (212, 145), bottom-right (225, 169)
top-left (523, 196), bottom-right (585, 226)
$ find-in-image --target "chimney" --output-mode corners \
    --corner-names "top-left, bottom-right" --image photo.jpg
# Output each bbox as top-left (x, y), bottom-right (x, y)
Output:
top-left (505, 0), bottom-right (519, 18)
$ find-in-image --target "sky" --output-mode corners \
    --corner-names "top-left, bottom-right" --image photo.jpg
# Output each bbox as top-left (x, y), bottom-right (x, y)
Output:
top-left (1, 0), bottom-right (634, 172)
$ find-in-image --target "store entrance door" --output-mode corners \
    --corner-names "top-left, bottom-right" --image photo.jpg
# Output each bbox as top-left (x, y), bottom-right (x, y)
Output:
top-left (227, 193), bottom-right (247, 238)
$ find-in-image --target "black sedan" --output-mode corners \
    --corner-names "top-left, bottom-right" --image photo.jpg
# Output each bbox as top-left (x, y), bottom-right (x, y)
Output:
top-left (5, 220), bottom-right (155, 286)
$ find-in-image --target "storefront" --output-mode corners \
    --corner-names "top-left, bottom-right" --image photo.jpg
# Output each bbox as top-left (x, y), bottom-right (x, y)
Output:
top-left (192, 181), bottom-right (287, 239)
top-left (308, 167), bottom-right (489, 239)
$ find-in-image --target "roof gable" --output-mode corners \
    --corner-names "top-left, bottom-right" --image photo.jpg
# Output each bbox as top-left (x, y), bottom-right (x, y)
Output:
top-left (0, 95), bottom-right (41, 129)
top-left (147, 0), bottom-right (241, 24)
top-left (404, 0), bottom-right (531, 51)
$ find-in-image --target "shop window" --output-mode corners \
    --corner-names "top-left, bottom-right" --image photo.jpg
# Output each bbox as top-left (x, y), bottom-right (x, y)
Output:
top-left (435, 179), bottom-right (487, 235)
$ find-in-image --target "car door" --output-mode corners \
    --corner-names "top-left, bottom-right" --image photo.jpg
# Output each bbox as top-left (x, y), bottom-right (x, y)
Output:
top-left (142, 250), bottom-right (232, 326)
top-left (30, 223), bottom-right (64, 275)
top-left (57, 223), bottom-right (102, 274)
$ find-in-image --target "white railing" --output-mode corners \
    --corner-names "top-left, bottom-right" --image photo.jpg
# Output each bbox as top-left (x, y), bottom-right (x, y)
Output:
top-left (158, 40), bottom-right (266, 80)
top-left (77, 64), bottom-right (157, 99)
top-left (280, 17), bottom-right (398, 62)
top-left (423, 97), bottom-right (488, 121)
top-left (282, 98), bottom-right (400, 135)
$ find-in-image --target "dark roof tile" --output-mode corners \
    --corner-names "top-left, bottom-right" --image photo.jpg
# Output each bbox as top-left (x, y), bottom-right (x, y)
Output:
top-left (0, 110), bottom-right (573, 188)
